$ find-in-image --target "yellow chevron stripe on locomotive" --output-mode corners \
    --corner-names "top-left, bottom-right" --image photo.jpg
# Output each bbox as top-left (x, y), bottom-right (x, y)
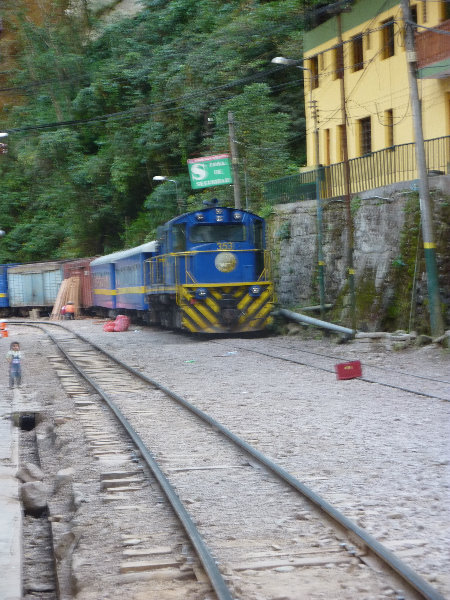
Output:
top-left (177, 282), bottom-right (274, 333)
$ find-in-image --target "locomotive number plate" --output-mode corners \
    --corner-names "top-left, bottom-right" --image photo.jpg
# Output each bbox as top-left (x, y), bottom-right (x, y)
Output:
top-left (217, 242), bottom-right (233, 250)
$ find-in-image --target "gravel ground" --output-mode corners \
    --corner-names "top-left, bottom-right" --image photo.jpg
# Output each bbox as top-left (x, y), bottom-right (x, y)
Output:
top-left (3, 319), bottom-right (449, 598)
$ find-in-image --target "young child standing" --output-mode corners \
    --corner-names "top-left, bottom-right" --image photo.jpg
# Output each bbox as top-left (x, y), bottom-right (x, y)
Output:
top-left (7, 341), bottom-right (22, 388)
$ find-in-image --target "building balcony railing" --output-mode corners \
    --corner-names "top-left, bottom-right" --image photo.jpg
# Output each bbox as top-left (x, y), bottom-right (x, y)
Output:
top-left (415, 19), bottom-right (450, 78)
top-left (263, 136), bottom-right (450, 205)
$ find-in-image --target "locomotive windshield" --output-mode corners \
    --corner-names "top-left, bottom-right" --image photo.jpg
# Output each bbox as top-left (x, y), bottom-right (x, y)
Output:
top-left (190, 224), bottom-right (246, 243)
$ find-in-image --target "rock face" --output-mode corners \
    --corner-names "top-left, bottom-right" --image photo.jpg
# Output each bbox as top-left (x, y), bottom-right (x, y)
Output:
top-left (270, 178), bottom-right (450, 331)
top-left (272, 197), bottom-right (408, 308)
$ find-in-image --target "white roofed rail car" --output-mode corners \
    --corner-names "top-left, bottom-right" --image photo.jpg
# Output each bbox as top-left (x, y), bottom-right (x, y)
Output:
top-left (114, 242), bottom-right (158, 311)
top-left (91, 242), bottom-right (158, 310)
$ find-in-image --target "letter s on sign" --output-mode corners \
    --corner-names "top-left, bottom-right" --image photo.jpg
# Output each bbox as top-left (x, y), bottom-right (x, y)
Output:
top-left (191, 163), bottom-right (207, 181)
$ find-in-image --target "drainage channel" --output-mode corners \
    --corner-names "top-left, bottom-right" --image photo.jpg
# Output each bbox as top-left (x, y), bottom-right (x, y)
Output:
top-left (16, 410), bottom-right (57, 599)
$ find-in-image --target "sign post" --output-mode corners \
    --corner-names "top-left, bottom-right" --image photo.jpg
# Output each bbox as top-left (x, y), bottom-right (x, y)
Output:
top-left (187, 154), bottom-right (233, 190)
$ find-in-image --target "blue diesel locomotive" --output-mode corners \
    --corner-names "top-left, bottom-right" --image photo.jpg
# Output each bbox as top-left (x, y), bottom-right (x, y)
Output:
top-left (146, 204), bottom-right (274, 333)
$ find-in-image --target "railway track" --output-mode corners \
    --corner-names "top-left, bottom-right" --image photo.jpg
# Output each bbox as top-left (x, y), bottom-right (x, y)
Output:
top-left (12, 321), bottom-right (446, 600)
top-left (211, 339), bottom-right (450, 402)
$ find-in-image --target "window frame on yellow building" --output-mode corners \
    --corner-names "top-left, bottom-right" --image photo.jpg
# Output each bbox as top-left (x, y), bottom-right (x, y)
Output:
top-left (380, 17), bottom-right (395, 59)
top-left (351, 33), bottom-right (364, 71)
top-left (358, 116), bottom-right (372, 155)
top-left (384, 108), bottom-right (394, 148)
top-left (309, 55), bottom-right (319, 88)
top-left (333, 43), bottom-right (344, 80)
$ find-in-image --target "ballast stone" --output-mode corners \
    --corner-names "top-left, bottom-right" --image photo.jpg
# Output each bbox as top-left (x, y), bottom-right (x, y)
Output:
top-left (16, 462), bottom-right (45, 483)
top-left (21, 481), bottom-right (49, 512)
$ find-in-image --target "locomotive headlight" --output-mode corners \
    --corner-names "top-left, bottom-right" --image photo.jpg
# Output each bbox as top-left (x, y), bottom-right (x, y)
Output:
top-left (215, 252), bottom-right (237, 273)
top-left (195, 212), bottom-right (205, 221)
top-left (195, 288), bottom-right (208, 299)
top-left (233, 211), bottom-right (242, 220)
top-left (249, 285), bottom-right (262, 297)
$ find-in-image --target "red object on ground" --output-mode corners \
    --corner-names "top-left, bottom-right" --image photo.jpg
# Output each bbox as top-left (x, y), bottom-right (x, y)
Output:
top-left (335, 360), bottom-right (362, 380)
top-left (103, 315), bottom-right (130, 332)
top-left (113, 315), bottom-right (130, 332)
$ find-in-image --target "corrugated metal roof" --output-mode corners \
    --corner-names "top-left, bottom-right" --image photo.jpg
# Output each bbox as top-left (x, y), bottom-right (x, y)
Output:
top-left (91, 241), bottom-right (158, 266)
top-left (7, 260), bottom-right (67, 274)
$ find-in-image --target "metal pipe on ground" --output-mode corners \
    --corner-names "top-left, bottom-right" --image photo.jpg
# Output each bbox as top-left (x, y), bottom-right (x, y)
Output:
top-left (278, 308), bottom-right (355, 337)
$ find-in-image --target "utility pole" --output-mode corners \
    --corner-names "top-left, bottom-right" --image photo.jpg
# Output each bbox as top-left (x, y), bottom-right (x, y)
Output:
top-left (400, 0), bottom-right (444, 337)
top-left (228, 111), bottom-right (242, 209)
top-left (336, 13), bottom-right (356, 334)
top-left (310, 99), bottom-right (326, 320)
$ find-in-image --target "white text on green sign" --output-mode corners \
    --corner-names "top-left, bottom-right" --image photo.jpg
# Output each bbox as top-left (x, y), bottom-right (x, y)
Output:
top-left (187, 154), bottom-right (233, 189)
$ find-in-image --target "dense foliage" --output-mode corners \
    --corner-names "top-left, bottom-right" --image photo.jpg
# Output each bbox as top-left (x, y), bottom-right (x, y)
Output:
top-left (0, 0), bottom-right (315, 261)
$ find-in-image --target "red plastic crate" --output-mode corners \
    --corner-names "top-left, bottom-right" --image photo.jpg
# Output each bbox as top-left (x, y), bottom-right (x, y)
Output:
top-left (335, 360), bottom-right (362, 380)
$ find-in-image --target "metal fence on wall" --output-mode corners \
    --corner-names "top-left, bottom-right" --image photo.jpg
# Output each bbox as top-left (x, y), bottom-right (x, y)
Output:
top-left (264, 136), bottom-right (450, 204)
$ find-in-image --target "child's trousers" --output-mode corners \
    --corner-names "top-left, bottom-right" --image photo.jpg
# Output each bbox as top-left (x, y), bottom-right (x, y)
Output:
top-left (9, 365), bottom-right (21, 387)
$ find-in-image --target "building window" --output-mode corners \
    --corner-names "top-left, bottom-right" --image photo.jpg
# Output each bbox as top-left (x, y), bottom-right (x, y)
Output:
top-left (384, 109), bottom-right (394, 148)
top-left (333, 44), bottom-right (344, 80)
top-left (440, 0), bottom-right (450, 21)
top-left (324, 129), bottom-right (331, 165)
top-left (359, 117), bottom-right (372, 155)
top-left (410, 4), bottom-right (418, 24)
top-left (319, 52), bottom-right (324, 71)
top-left (337, 124), bottom-right (345, 162)
top-left (310, 56), bottom-right (319, 89)
top-left (381, 18), bottom-right (395, 59)
top-left (352, 34), bottom-right (364, 71)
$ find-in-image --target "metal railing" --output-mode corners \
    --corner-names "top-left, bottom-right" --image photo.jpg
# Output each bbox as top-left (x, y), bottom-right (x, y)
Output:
top-left (264, 136), bottom-right (449, 204)
top-left (264, 171), bottom-right (317, 204)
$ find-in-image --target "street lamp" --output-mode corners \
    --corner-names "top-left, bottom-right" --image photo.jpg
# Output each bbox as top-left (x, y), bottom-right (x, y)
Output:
top-left (153, 175), bottom-right (183, 213)
top-left (271, 56), bottom-right (326, 320)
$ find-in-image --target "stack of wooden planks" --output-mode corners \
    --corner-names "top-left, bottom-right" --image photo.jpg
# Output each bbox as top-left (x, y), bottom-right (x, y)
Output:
top-left (50, 277), bottom-right (81, 320)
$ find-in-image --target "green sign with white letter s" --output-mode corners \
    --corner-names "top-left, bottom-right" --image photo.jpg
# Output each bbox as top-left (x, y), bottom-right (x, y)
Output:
top-left (187, 154), bottom-right (233, 189)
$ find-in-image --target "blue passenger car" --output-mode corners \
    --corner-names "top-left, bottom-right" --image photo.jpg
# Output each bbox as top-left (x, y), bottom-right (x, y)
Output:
top-left (146, 204), bottom-right (274, 332)
top-left (90, 253), bottom-right (119, 310)
top-left (115, 242), bottom-right (158, 311)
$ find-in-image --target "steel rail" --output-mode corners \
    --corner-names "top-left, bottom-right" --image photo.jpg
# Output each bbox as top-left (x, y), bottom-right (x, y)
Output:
top-left (213, 342), bottom-right (450, 402)
top-left (14, 323), bottom-right (233, 600)
top-left (11, 321), bottom-right (446, 600)
top-left (268, 341), bottom-right (450, 385)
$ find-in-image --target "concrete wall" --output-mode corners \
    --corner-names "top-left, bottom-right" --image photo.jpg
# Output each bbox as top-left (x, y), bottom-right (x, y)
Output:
top-left (270, 175), bottom-right (450, 331)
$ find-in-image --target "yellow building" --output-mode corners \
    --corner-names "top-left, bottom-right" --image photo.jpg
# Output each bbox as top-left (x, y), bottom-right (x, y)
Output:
top-left (303, 0), bottom-right (450, 167)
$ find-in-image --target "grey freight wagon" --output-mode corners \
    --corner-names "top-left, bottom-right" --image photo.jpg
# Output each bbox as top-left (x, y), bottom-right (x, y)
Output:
top-left (7, 261), bottom-right (66, 308)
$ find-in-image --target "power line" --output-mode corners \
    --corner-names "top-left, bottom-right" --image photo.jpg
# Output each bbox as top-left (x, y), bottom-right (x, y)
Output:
top-left (3, 66), bottom-right (286, 134)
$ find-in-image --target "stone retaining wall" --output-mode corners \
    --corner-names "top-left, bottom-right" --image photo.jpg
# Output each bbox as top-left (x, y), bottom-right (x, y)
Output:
top-left (270, 176), bottom-right (450, 332)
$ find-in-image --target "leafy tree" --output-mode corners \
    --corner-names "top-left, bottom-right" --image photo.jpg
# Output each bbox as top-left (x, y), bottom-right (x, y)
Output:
top-left (0, 0), bottom-right (317, 262)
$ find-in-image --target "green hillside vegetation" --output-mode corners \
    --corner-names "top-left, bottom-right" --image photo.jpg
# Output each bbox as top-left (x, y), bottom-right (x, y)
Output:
top-left (0, 0), bottom-right (316, 262)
